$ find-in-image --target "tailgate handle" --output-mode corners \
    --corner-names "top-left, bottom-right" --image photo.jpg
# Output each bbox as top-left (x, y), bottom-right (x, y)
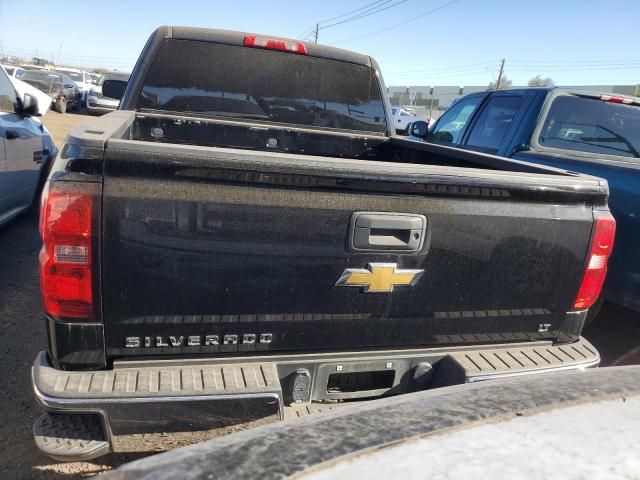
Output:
top-left (350, 212), bottom-right (426, 252)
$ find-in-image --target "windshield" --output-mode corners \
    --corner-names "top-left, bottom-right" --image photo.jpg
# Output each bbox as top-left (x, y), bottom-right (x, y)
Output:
top-left (136, 39), bottom-right (387, 133)
top-left (99, 72), bottom-right (130, 85)
top-left (539, 95), bottom-right (640, 159)
top-left (56, 71), bottom-right (82, 82)
top-left (20, 71), bottom-right (61, 82)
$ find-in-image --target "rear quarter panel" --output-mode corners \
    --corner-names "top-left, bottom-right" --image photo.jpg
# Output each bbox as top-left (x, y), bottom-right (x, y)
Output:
top-left (513, 150), bottom-right (640, 311)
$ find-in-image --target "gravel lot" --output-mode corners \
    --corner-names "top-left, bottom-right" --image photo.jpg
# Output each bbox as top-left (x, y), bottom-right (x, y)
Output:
top-left (0, 109), bottom-right (638, 479)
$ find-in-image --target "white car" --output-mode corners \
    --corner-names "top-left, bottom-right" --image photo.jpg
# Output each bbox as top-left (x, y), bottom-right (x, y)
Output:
top-left (54, 67), bottom-right (95, 105)
top-left (86, 71), bottom-right (130, 115)
top-left (0, 68), bottom-right (56, 226)
top-left (1, 64), bottom-right (25, 79)
top-left (391, 107), bottom-right (430, 133)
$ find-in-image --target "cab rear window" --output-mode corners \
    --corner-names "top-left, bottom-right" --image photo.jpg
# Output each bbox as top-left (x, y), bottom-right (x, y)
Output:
top-left (538, 95), bottom-right (640, 159)
top-left (137, 39), bottom-right (387, 133)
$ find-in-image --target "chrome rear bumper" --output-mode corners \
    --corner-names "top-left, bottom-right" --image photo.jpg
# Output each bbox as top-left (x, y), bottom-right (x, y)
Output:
top-left (32, 337), bottom-right (599, 460)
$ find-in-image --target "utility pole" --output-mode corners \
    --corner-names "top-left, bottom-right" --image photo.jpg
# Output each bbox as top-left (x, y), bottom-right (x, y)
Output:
top-left (313, 23), bottom-right (319, 43)
top-left (495, 58), bottom-right (505, 90)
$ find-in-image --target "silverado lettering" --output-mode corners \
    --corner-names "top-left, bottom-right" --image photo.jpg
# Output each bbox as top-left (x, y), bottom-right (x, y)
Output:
top-left (125, 334), bottom-right (273, 348)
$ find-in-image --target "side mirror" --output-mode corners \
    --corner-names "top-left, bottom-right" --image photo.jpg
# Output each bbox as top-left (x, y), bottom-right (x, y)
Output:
top-left (102, 79), bottom-right (127, 101)
top-left (17, 93), bottom-right (39, 117)
top-left (409, 120), bottom-right (429, 139)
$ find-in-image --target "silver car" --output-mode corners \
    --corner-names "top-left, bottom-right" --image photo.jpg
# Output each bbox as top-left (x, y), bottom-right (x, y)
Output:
top-left (86, 71), bottom-right (130, 115)
top-left (0, 67), bottom-right (57, 226)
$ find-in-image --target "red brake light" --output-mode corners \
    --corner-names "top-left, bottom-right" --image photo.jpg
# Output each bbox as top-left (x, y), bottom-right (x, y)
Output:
top-left (573, 213), bottom-right (616, 310)
top-left (244, 35), bottom-right (307, 55)
top-left (39, 182), bottom-right (100, 320)
top-left (599, 95), bottom-right (636, 105)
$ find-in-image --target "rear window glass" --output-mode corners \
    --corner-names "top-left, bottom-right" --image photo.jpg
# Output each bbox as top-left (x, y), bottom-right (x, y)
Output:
top-left (538, 95), bottom-right (640, 159)
top-left (137, 39), bottom-right (387, 133)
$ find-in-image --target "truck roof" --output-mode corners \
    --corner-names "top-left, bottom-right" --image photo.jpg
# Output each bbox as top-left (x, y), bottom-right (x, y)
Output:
top-left (152, 25), bottom-right (373, 67)
top-left (485, 86), bottom-right (639, 103)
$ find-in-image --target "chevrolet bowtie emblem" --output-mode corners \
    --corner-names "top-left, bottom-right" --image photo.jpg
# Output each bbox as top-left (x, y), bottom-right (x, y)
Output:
top-left (335, 263), bottom-right (424, 293)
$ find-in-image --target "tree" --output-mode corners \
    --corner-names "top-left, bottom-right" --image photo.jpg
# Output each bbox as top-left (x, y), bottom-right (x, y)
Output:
top-left (92, 68), bottom-right (108, 75)
top-left (528, 75), bottom-right (555, 87)
top-left (488, 75), bottom-right (513, 90)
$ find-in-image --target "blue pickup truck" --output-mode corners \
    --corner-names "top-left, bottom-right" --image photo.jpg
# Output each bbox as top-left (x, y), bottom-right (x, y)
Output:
top-left (409, 88), bottom-right (640, 313)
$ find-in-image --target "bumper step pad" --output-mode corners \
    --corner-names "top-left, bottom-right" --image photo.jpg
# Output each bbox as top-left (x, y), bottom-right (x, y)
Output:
top-left (33, 413), bottom-right (110, 462)
top-left (447, 337), bottom-right (599, 383)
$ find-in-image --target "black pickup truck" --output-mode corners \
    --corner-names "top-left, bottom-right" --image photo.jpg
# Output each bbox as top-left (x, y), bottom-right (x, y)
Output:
top-left (32, 27), bottom-right (613, 461)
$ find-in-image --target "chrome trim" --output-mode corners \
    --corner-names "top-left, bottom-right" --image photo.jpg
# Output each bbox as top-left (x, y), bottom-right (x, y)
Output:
top-left (32, 379), bottom-right (282, 410)
top-left (32, 371), bottom-right (283, 453)
top-left (466, 357), bottom-right (600, 383)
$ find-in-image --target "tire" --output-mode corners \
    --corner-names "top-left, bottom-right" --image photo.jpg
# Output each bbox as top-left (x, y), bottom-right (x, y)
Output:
top-left (55, 97), bottom-right (67, 114)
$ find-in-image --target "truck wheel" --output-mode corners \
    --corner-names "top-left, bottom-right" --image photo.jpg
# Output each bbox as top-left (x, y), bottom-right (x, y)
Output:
top-left (55, 97), bottom-right (67, 114)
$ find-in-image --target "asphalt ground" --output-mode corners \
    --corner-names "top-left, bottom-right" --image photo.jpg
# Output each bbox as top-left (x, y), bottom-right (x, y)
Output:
top-left (0, 109), bottom-right (638, 478)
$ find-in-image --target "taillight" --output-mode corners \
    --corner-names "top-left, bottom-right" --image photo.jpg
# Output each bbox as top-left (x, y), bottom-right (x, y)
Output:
top-left (244, 35), bottom-right (307, 55)
top-left (573, 213), bottom-right (616, 310)
top-left (599, 95), bottom-right (636, 105)
top-left (39, 181), bottom-right (101, 321)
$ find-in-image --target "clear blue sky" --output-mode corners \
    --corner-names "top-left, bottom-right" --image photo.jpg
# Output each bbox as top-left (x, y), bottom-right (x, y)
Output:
top-left (1, 0), bottom-right (639, 87)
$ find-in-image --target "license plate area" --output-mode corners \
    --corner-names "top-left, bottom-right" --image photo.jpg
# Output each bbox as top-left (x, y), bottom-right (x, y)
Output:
top-left (314, 359), bottom-right (411, 401)
top-left (327, 370), bottom-right (395, 394)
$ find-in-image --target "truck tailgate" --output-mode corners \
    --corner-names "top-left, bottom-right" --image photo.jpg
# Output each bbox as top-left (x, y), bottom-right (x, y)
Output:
top-left (101, 140), bottom-right (602, 358)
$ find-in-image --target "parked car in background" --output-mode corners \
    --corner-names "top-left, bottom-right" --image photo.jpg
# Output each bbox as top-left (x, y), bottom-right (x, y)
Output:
top-left (86, 71), bottom-right (130, 115)
top-left (19, 70), bottom-right (80, 113)
top-left (392, 107), bottom-right (430, 134)
top-left (1, 64), bottom-right (25, 79)
top-left (19, 65), bottom-right (49, 72)
top-left (54, 67), bottom-right (95, 105)
top-left (89, 72), bottom-right (101, 86)
top-left (410, 87), bottom-right (640, 313)
top-left (0, 65), bottom-right (57, 226)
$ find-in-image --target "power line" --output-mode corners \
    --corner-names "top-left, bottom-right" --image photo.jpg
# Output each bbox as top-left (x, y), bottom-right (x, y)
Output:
top-left (509, 58), bottom-right (640, 65)
top-left (387, 61), bottom-right (496, 74)
top-left (508, 66), bottom-right (640, 72)
top-left (392, 69), bottom-right (496, 81)
top-left (318, 0), bottom-right (389, 24)
top-left (309, 0), bottom-right (411, 43)
top-left (296, 1), bottom-right (387, 38)
top-left (509, 62), bottom-right (640, 68)
top-left (296, 26), bottom-right (316, 39)
top-left (2, 45), bottom-right (135, 62)
top-left (330, 0), bottom-right (460, 44)
top-left (321, 0), bottom-right (411, 29)
top-left (393, 68), bottom-right (497, 78)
